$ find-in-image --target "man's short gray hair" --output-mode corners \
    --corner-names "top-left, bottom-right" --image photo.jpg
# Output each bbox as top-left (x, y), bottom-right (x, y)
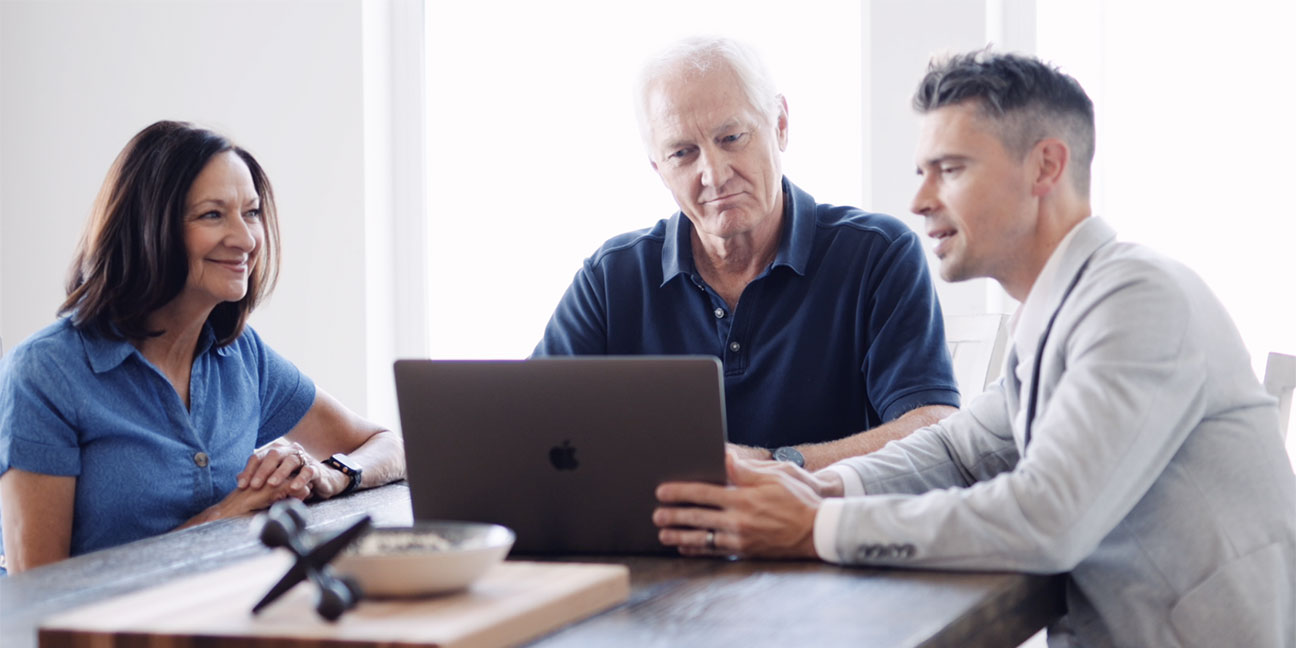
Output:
top-left (635, 36), bottom-right (782, 149)
top-left (913, 49), bottom-right (1096, 196)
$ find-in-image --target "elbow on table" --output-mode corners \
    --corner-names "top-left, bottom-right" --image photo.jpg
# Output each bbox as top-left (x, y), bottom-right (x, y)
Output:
top-left (1028, 545), bottom-right (1086, 574)
top-left (1017, 526), bottom-right (1101, 574)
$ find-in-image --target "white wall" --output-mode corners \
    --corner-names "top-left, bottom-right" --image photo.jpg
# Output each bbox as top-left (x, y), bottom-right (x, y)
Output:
top-left (0, 0), bottom-right (418, 427)
top-left (865, 0), bottom-right (1035, 317)
top-left (1038, 1), bottom-right (1296, 373)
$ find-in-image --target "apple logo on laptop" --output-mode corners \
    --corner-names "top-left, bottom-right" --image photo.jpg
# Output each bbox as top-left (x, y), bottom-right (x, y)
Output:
top-left (549, 440), bottom-right (579, 471)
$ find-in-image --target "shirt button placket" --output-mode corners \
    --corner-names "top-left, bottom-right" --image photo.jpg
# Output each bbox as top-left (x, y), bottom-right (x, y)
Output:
top-left (723, 338), bottom-right (746, 373)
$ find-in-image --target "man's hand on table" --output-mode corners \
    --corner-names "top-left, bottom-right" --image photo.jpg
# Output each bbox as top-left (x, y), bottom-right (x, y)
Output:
top-left (654, 451), bottom-right (830, 559)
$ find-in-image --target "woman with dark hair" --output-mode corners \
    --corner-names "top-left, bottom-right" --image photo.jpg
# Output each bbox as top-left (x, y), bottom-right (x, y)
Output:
top-left (0, 121), bottom-right (405, 573)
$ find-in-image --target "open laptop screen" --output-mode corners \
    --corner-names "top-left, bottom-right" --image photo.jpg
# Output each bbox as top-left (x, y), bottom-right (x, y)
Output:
top-left (394, 356), bottom-right (728, 554)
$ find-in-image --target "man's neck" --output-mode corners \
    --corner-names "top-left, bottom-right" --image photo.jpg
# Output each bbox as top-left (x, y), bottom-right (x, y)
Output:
top-left (690, 194), bottom-right (785, 309)
top-left (692, 229), bottom-right (778, 278)
top-left (1003, 205), bottom-right (1091, 302)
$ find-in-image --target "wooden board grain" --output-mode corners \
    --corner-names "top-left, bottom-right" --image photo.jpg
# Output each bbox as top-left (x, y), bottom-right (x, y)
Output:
top-left (38, 553), bottom-right (629, 648)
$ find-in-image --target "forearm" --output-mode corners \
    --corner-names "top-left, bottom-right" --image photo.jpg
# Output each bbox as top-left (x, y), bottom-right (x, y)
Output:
top-left (796, 405), bottom-right (956, 471)
top-left (179, 471), bottom-right (307, 530)
top-left (0, 469), bottom-right (75, 572)
top-left (177, 498), bottom-right (237, 530)
top-left (285, 388), bottom-right (406, 493)
top-left (344, 429), bottom-right (405, 489)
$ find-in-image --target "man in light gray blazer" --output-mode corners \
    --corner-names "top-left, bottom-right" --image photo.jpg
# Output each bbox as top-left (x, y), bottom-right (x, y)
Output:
top-left (653, 49), bottom-right (1296, 647)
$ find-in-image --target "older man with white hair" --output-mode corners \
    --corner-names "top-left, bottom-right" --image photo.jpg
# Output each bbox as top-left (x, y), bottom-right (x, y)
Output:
top-left (535, 37), bottom-right (959, 470)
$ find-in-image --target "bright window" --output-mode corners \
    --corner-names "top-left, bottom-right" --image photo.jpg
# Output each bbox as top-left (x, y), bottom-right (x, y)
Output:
top-left (425, 1), bottom-right (861, 358)
top-left (1037, 1), bottom-right (1296, 459)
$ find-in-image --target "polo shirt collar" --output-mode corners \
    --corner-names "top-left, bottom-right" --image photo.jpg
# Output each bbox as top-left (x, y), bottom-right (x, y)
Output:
top-left (82, 321), bottom-right (223, 374)
top-left (776, 177), bottom-right (815, 276)
top-left (659, 176), bottom-right (813, 286)
top-left (660, 213), bottom-right (691, 285)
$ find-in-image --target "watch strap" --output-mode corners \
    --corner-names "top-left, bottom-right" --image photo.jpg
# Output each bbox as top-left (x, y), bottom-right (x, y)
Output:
top-left (323, 453), bottom-right (363, 494)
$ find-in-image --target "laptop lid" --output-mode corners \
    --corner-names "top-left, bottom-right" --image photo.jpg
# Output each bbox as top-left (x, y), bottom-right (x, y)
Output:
top-left (393, 356), bottom-right (728, 554)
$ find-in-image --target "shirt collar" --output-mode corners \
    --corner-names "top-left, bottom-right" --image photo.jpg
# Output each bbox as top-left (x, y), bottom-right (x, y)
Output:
top-left (776, 177), bottom-right (815, 276)
top-left (1011, 216), bottom-right (1117, 361)
top-left (660, 212), bottom-right (691, 285)
top-left (659, 176), bottom-right (813, 286)
top-left (81, 320), bottom-right (223, 374)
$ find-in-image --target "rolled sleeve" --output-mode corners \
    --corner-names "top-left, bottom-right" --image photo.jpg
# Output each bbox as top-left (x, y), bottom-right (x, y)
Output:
top-left (0, 344), bottom-right (83, 477)
top-left (2, 436), bottom-right (81, 476)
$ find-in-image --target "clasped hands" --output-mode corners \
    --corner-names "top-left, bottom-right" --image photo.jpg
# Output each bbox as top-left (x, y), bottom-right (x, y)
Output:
top-left (196, 441), bottom-right (348, 525)
top-left (653, 448), bottom-right (845, 559)
top-left (239, 440), bottom-right (354, 500)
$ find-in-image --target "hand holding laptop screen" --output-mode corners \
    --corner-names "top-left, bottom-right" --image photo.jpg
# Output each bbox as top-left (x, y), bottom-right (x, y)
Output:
top-left (653, 451), bottom-right (837, 558)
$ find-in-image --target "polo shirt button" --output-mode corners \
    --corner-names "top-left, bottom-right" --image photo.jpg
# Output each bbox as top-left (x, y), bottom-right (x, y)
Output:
top-left (713, 307), bottom-right (725, 319)
top-left (729, 341), bottom-right (741, 352)
top-left (193, 451), bottom-right (209, 468)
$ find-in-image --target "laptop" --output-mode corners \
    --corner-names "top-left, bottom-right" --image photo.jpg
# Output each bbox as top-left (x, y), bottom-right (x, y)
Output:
top-left (393, 356), bottom-right (729, 554)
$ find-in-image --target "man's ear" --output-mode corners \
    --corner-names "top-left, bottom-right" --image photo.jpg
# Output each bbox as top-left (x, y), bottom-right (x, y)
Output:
top-left (775, 95), bottom-right (789, 152)
top-left (1031, 138), bottom-right (1070, 197)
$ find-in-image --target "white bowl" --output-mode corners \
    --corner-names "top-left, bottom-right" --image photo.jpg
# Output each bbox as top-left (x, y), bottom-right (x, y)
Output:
top-left (333, 521), bottom-right (515, 597)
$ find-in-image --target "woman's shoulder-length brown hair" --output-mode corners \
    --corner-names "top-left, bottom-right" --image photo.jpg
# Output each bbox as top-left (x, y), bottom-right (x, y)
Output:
top-left (60, 120), bottom-right (282, 346)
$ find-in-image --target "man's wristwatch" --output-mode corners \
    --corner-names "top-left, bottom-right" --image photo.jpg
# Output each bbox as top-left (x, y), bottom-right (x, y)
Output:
top-left (322, 453), bottom-right (363, 494)
top-left (772, 446), bottom-right (806, 468)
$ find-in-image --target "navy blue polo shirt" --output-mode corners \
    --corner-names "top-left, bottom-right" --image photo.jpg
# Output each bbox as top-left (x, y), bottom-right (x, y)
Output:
top-left (534, 178), bottom-right (959, 448)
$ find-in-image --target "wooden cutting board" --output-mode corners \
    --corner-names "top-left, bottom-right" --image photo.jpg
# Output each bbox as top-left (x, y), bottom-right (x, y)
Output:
top-left (38, 553), bottom-right (629, 648)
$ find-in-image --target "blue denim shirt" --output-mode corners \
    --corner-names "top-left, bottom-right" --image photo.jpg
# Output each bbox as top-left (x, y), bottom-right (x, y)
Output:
top-left (535, 178), bottom-right (959, 448)
top-left (0, 319), bottom-right (315, 567)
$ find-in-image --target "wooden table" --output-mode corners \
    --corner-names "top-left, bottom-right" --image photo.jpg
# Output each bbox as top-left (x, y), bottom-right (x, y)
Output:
top-left (0, 483), bottom-right (1065, 647)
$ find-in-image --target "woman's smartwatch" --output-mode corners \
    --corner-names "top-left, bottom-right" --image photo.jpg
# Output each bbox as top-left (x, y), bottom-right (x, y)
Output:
top-left (322, 453), bottom-right (363, 494)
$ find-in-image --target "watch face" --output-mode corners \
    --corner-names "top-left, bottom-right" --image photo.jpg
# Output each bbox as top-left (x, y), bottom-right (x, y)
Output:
top-left (773, 446), bottom-right (805, 468)
top-left (327, 454), bottom-right (363, 492)
top-left (328, 453), bottom-right (359, 474)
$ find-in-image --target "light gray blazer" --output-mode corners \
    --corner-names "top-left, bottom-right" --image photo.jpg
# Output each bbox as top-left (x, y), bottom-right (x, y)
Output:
top-left (832, 218), bottom-right (1296, 647)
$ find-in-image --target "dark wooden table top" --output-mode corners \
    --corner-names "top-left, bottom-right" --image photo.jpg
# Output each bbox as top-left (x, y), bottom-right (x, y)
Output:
top-left (0, 483), bottom-right (1064, 647)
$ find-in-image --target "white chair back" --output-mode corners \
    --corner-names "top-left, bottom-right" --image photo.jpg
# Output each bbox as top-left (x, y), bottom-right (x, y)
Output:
top-left (1263, 351), bottom-right (1296, 441)
top-left (945, 313), bottom-right (1011, 399)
